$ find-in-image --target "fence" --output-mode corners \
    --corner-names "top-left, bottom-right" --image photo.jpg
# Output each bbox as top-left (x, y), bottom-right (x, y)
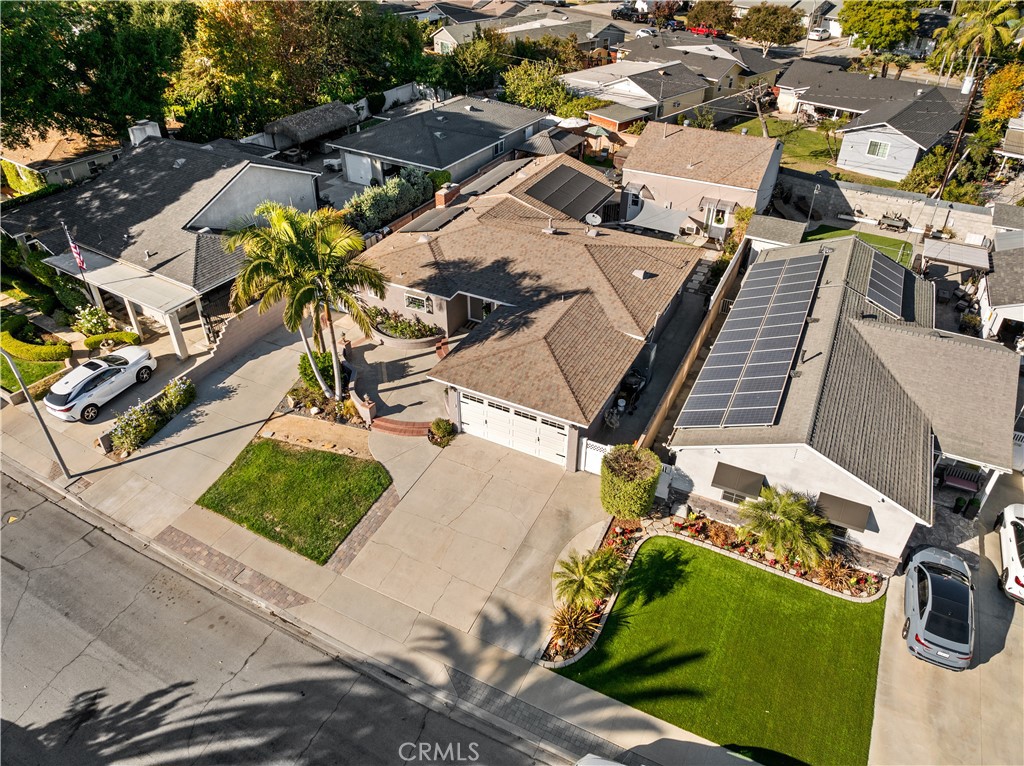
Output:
top-left (578, 437), bottom-right (611, 474)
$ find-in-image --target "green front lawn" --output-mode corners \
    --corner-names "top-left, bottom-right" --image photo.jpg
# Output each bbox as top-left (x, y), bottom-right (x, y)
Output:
top-left (559, 537), bottom-right (885, 766)
top-left (0, 356), bottom-right (64, 392)
top-left (803, 225), bottom-right (914, 267)
top-left (198, 438), bottom-right (392, 565)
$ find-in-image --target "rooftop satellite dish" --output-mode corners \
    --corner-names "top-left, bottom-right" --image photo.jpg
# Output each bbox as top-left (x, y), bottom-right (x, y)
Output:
top-left (584, 212), bottom-right (602, 226)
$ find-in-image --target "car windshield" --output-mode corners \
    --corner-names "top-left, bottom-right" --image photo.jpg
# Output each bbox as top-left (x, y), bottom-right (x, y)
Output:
top-left (46, 392), bottom-right (71, 406)
top-left (99, 354), bottom-right (129, 367)
top-left (923, 567), bottom-right (970, 644)
top-left (1012, 521), bottom-right (1024, 560)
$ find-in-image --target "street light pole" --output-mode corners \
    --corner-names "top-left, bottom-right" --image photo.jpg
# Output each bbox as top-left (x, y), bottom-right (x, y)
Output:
top-left (1, 348), bottom-right (72, 480)
top-left (806, 183), bottom-right (821, 224)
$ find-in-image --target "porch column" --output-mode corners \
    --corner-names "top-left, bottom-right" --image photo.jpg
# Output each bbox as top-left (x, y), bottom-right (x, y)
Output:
top-left (87, 282), bottom-right (103, 308)
top-left (122, 298), bottom-right (144, 338)
top-left (976, 468), bottom-right (1004, 510)
top-left (164, 309), bottom-right (189, 361)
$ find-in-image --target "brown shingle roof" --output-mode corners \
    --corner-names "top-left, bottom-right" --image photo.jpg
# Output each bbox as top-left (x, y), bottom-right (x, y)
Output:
top-left (624, 122), bottom-right (780, 191)
top-left (2, 132), bottom-right (121, 171)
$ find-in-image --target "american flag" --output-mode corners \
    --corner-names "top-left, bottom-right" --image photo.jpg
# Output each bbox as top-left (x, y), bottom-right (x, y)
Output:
top-left (61, 220), bottom-right (85, 271)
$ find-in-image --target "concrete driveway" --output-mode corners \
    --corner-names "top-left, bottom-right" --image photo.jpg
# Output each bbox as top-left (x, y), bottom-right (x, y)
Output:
top-left (870, 473), bottom-right (1024, 765)
top-left (347, 435), bottom-right (608, 658)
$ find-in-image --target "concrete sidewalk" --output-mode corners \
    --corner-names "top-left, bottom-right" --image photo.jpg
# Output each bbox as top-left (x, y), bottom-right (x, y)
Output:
top-left (1, 325), bottom-right (741, 766)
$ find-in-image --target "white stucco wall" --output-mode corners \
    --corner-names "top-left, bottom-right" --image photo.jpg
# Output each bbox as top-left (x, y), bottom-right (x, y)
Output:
top-left (837, 126), bottom-right (923, 182)
top-left (670, 443), bottom-right (923, 559)
top-left (622, 169), bottom-right (758, 219)
top-left (191, 165), bottom-right (319, 229)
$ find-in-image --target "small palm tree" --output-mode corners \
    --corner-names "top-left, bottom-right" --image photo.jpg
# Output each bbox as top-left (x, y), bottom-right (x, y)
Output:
top-left (550, 603), bottom-right (601, 653)
top-left (552, 547), bottom-right (624, 608)
top-left (738, 486), bottom-right (832, 569)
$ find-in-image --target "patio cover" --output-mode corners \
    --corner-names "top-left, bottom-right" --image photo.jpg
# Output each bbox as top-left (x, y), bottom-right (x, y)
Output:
top-left (923, 239), bottom-right (992, 271)
top-left (265, 102), bottom-right (361, 145)
top-left (817, 492), bottom-right (871, 532)
top-left (710, 462), bottom-right (766, 498)
top-left (699, 197), bottom-right (738, 213)
top-left (44, 249), bottom-right (198, 314)
top-left (625, 201), bottom-right (692, 235)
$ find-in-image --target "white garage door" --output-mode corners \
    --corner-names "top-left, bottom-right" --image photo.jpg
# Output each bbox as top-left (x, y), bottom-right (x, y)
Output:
top-left (459, 393), bottom-right (567, 466)
top-left (344, 153), bottom-right (372, 186)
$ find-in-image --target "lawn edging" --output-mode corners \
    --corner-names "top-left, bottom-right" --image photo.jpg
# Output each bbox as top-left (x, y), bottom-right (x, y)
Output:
top-left (539, 523), bottom-right (888, 670)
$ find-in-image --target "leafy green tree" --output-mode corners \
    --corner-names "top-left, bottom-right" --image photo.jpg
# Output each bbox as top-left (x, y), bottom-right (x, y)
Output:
top-left (898, 145), bottom-right (949, 194)
top-left (552, 548), bottom-right (624, 608)
top-left (818, 115), bottom-right (849, 160)
top-left (501, 59), bottom-right (571, 113)
top-left (432, 30), bottom-right (510, 95)
top-left (652, 1), bottom-right (682, 27)
top-left (739, 486), bottom-right (832, 569)
top-left (556, 96), bottom-right (613, 119)
top-left (734, 3), bottom-right (805, 57)
top-left (514, 33), bottom-right (587, 72)
top-left (838, 1), bottom-right (918, 53)
top-left (1, 161), bottom-right (45, 196)
top-left (686, 0), bottom-right (736, 32)
top-left (931, 0), bottom-right (1021, 73)
top-left (226, 202), bottom-right (387, 399)
top-left (982, 63), bottom-right (1024, 128)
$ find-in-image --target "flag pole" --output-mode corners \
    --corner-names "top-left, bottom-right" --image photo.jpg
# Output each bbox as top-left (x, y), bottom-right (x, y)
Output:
top-left (60, 219), bottom-right (93, 307)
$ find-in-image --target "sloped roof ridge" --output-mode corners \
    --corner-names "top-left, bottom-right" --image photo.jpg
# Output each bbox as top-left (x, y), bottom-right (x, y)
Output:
top-left (541, 294), bottom-right (594, 423)
top-left (581, 243), bottom-right (647, 336)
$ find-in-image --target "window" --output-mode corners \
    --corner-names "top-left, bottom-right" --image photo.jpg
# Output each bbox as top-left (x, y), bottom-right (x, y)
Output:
top-left (630, 194), bottom-right (640, 207)
top-left (721, 490), bottom-right (748, 504)
top-left (438, 41), bottom-right (452, 54)
top-left (462, 393), bottom-right (483, 404)
top-left (866, 140), bottom-right (890, 159)
top-left (540, 419), bottom-right (566, 431)
top-left (488, 402), bottom-right (509, 412)
top-left (405, 293), bottom-right (432, 313)
top-left (492, 139), bottom-right (505, 157)
top-left (88, 160), bottom-right (99, 175)
top-left (916, 567), bottom-right (929, 617)
top-left (1012, 521), bottom-right (1024, 560)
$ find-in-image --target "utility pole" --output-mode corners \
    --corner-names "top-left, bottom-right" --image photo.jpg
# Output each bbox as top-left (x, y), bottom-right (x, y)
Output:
top-left (935, 40), bottom-right (983, 202)
top-left (0, 348), bottom-right (71, 480)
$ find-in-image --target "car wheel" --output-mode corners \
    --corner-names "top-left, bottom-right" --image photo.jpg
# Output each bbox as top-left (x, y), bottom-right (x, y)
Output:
top-left (136, 366), bottom-right (153, 383)
top-left (1000, 569), bottom-right (1009, 590)
top-left (901, 618), bottom-right (910, 640)
top-left (81, 404), bottom-right (100, 422)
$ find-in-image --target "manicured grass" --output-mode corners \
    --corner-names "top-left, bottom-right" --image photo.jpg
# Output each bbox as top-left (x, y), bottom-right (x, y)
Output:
top-left (729, 117), bottom-right (899, 189)
top-left (198, 438), bottom-right (392, 565)
top-left (0, 355), bottom-right (64, 392)
top-left (803, 224), bottom-right (914, 266)
top-left (559, 537), bottom-right (885, 766)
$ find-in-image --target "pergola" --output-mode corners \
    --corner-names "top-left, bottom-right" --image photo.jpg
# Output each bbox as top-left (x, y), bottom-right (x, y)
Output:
top-left (45, 248), bottom-right (201, 360)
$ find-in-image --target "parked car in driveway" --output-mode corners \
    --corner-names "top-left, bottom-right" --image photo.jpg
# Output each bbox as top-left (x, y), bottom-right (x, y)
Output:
top-left (687, 24), bottom-right (722, 38)
top-left (635, 27), bottom-right (658, 38)
top-left (43, 347), bottom-right (157, 423)
top-left (808, 27), bottom-right (831, 40)
top-left (902, 547), bottom-right (975, 671)
top-left (612, 5), bottom-right (647, 22)
top-left (995, 504), bottom-right (1024, 603)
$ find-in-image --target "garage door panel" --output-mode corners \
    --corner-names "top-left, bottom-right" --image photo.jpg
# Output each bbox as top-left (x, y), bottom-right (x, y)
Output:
top-left (459, 394), bottom-right (567, 466)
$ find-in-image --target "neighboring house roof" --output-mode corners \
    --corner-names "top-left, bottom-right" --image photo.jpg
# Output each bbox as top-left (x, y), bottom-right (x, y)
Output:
top-left (913, 8), bottom-right (952, 40)
top-left (202, 138), bottom-right (280, 159)
top-left (992, 202), bottom-right (1022, 231)
top-left (0, 139), bottom-right (315, 293)
top-left (671, 238), bottom-right (1019, 522)
top-left (586, 103), bottom-right (650, 124)
top-left (798, 69), bottom-right (964, 115)
top-left (429, 0), bottom-right (524, 23)
top-left (839, 86), bottom-right (962, 149)
top-left (745, 214), bottom-right (806, 245)
top-left (774, 59), bottom-right (839, 92)
top-left (330, 96), bottom-right (545, 171)
top-left (436, 11), bottom-right (623, 46)
top-left (624, 122), bottom-right (780, 191)
top-left (999, 117), bottom-right (1024, 158)
top-left (988, 229), bottom-right (1024, 307)
top-left (265, 101), bottom-right (361, 145)
top-left (360, 154), bottom-right (703, 424)
top-left (618, 36), bottom-right (781, 82)
top-left (2, 132), bottom-right (121, 172)
top-left (561, 60), bottom-right (707, 110)
top-left (630, 64), bottom-right (711, 101)
top-left (516, 127), bottom-right (586, 156)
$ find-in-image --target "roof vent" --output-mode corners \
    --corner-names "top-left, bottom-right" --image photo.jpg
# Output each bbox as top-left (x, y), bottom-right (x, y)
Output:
top-left (789, 370), bottom-right (802, 378)
top-left (916, 88), bottom-right (924, 96)
top-left (198, 227), bottom-right (212, 235)
top-left (586, 228), bottom-right (600, 237)
top-left (144, 250), bottom-right (151, 261)
top-left (861, 312), bottom-right (878, 320)
top-left (632, 268), bottom-right (652, 279)
top-left (658, 69), bottom-right (666, 75)
top-left (434, 131), bottom-right (447, 139)
top-left (173, 158), bottom-right (186, 169)
top-left (437, 114), bottom-right (447, 121)
top-left (464, 104), bottom-right (477, 112)
top-left (542, 217), bottom-right (558, 235)
top-left (417, 233), bottom-right (432, 243)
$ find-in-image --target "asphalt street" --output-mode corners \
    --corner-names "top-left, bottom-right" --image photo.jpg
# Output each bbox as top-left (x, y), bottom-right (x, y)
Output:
top-left (0, 472), bottom-right (547, 766)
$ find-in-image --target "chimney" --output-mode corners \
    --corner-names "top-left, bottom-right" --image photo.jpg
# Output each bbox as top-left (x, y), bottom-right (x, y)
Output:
top-left (435, 183), bottom-right (461, 208)
top-left (128, 119), bottom-right (162, 147)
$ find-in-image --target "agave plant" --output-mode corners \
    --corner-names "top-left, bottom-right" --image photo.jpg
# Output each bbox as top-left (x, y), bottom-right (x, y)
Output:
top-left (815, 554), bottom-right (854, 591)
top-left (550, 603), bottom-right (601, 653)
top-left (738, 486), bottom-right (832, 569)
top-left (552, 547), bottom-right (624, 608)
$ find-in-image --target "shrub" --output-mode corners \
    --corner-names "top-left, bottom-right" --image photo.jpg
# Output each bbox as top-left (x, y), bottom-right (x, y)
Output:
top-left (0, 312), bottom-right (28, 334)
top-left (556, 96), bottom-right (613, 119)
top-left (550, 603), bottom-right (601, 653)
top-left (52, 277), bottom-right (87, 312)
top-left (815, 554), bottom-right (854, 591)
top-left (0, 183), bottom-right (64, 211)
top-left (5, 274), bottom-right (58, 315)
top-left (155, 377), bottom-right (196, 418)
top-left (553, 547), bottom-right (624, 608)
top-left (109, 401), bottom-right (161, 454)
top-left (600, 445), bottom-right (661, 519)
top-left (71, 305), bottom-right (112, 336)
top-left (427, 170), bottom-right (452, 192)
top-left (83, 331), bottom-right (142, 350)
top-left (1, 233), bottom-right (24, 271)
top-left (0, 330), bottom-right (71, 361)
top-left (959, 313), bottom-right (981, 336)
top-left (298, 351), bottom-right (337, 392)
top-left (430, 417), bottom-right (456, 447)
top-left (341, 168), bottom-right (434, 233)
top-left (707, 522), bottom-right (737, 548)
top-left (342, 398), bottom-right (361, 422)
top-left (366, 92), bottom-right (386, 114)
top-left (367, 307), bottom-right (443, 339)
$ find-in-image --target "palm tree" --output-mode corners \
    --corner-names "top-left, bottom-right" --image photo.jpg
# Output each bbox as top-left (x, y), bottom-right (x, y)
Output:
top-left (552, 548), bottom-right (624, 608)
top-left (738, 486), bottom-right (832, 569)
top-left (226, 202), bottom-right (386, 399)
top-left (933, 1), bottom-right (1021, 75)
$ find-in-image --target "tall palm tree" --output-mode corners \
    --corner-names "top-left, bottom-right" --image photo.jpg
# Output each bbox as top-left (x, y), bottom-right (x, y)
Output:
top-left (933, 0), bottom-right (1021, 75)
top-left (226, 202), bottom-right (386, 399)
top-left (738, 486), bottom-right (832, 569)
top-left (552, 548), bottom-right (624, 608)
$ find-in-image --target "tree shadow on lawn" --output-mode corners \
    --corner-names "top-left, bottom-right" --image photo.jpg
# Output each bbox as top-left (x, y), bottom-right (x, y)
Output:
top-left (724, 743), bottom-right (811, 766)
top-left (616, 543), bottom-right (690, 608)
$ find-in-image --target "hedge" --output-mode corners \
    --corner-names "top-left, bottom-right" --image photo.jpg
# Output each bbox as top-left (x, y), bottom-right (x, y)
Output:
top-left (0, 330), bottom-right (72, 361)
top-left (0, 183), bottom-right (64, 211)
top-left (0, 313), bottom-right (28, 334)
top-left (84, 331), bottom-right (142, 351)
top-left (4, 274), bottom-right (57, 315)
top-left (427, 170), bottom-right (452, 192)
top-left (599, 445), bottom-right (661, 519)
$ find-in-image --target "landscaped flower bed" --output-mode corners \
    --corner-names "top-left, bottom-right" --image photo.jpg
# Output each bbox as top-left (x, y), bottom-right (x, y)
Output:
top-left (367, 307), bottom-right (443, 344)
top-left (108, 377), bottom-right (196, 456)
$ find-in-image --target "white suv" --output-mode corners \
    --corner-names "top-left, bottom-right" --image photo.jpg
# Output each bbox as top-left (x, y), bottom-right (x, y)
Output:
top-left (995, 504), bottom-right (1024, 603)
top-left (808, 27), bottom-right (831, 40)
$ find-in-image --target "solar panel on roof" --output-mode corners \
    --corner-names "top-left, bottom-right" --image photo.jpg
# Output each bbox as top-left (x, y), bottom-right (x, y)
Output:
top-left (674, 253), bottom-right (825, 430)
top-left (866, 251), bottom-right (912, 318)
top-left (523, 164), bottom-right (613, 221)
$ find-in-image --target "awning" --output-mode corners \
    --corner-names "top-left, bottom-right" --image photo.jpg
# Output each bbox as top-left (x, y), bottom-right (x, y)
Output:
top-left (817, 492), bottom-right (871, 532)
top-left (624, 201), bottom-right (690, 235)
top-left (710, 463), bottom-right (766, 498)
top-left (923, 239), bottom-right (992, 271)
top-left (699, 197), bottom-right (738, 213)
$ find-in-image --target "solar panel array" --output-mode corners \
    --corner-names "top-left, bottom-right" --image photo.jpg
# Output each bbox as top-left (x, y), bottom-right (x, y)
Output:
top-left (524, 164), bottom-right (614, 221)
top-left (675, 253), bottom-right (825, 429)
top-left (865, 251), bottom-right (910, 319)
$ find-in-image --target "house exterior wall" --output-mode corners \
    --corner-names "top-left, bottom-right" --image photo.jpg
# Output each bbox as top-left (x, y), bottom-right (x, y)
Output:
top-left (657, 89), bottom-right (705, 121)
top-left (191, 165), bottom-right (318, 229)
top-left (777, 89), bottom-right (804, 114)
top-left (837, 126), bottom-right (923, 182)
top-left (670, 443), bottom-right (922, 560)
top-left (755, 143), bottom-right (783, 212)
top-left (433, 29), bottom-right (460, 53)
top-left (32, 149), bottom-right (121, 185)
top-left (622, 168), bottom-right (760, 229)
top-left (360, 282), bottom-right (455, 335)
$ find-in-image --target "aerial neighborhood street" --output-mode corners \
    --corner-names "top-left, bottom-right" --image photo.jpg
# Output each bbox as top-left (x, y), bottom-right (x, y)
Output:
top-left (1, 1), bottom-right (1022, 765)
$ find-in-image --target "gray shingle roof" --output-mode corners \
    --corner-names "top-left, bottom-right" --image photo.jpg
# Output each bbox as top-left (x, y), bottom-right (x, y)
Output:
top-left (840, 87), bottom-right (962, 149)
top-left (744, 214), bottom-right (806, 245)
top-left (265, 102), bottom-right (361, 145)
top-left (330, 97), bottom-right (545, 171)
top-left (203, 138), bottom-right (279, 159)
top-left (516, 127), bottom-right (586, 156)
top-left (629, 63), bottom-right (709, 100)
top-left (586, 103), bottom-right (649, 123)
top-left (618, 35), bottom-right (780, 80)
top-left (798, 70), bottom-right (965, 115)
top-left (988, 230), bottom-right (1024, 307)
top-left (992, 202), bottom-right (1022, 231)
top-left (776, 59), bottom-right (840, 91)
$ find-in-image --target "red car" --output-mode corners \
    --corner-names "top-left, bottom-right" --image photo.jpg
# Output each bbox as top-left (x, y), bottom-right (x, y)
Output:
top-left (687, 24), bottom-right (723, 38)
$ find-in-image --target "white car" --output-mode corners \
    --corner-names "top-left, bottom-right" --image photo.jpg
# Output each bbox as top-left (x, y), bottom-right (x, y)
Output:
top-left (808, 27), bottom-right (831, 40)
top-left (43, 347), bottom-right (157, 422)
top-left (635, 27), bottom-right (658, 38)
top-left (995, 504), bottom-right (1024, 603)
